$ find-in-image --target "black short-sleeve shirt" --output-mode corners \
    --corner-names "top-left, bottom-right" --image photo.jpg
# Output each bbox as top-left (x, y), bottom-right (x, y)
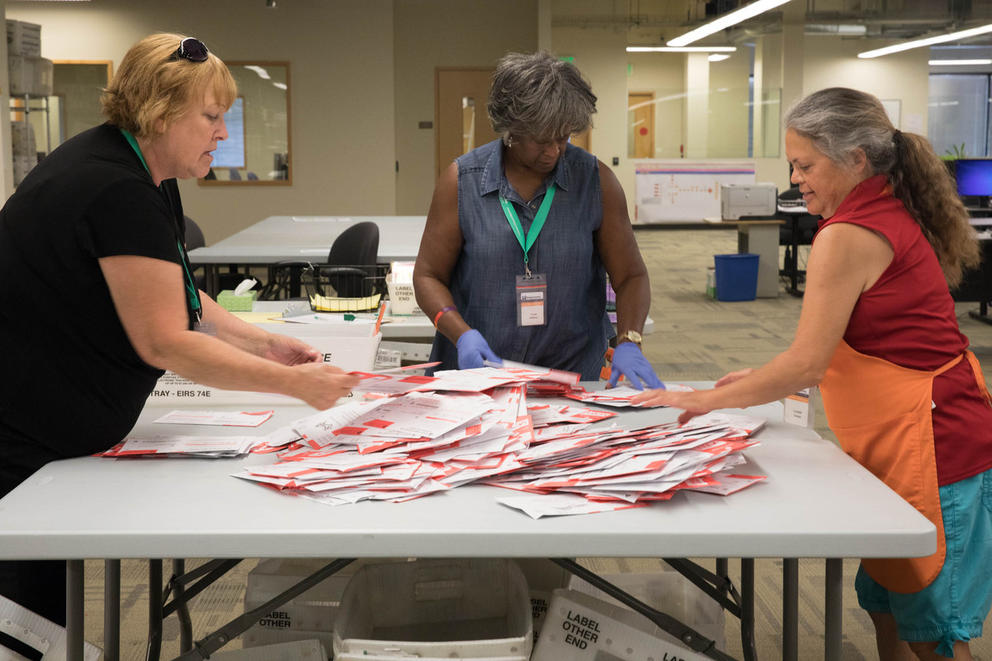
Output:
top-left (0, 123), bottom-right (190, 491)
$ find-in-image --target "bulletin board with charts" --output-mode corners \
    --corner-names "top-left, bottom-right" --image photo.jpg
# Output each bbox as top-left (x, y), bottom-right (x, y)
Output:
top-left (634, 160), bottom-right (756, 223)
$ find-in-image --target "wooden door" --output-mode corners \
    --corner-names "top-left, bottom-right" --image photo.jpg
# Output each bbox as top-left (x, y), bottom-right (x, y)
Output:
top-left (628, 92), bottom-right (655, 159)
top-left (436, 68), bottom-right (498, 177)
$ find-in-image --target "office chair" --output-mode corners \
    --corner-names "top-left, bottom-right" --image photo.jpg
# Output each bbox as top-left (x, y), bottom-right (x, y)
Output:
top-left (322, 221), bottom-right (380, 298)
top-left (184, 216), bottom-right (207, 291)
top-left (184, 216), bottom-right (206, 251)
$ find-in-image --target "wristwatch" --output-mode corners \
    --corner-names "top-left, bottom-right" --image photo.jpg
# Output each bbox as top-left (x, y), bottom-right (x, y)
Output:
top-left (617, 330), bottom-right (642, 346)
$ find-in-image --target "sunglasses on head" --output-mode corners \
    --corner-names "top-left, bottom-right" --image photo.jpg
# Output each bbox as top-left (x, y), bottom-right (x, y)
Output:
top-left (170, 37), bottom-right (208, 63)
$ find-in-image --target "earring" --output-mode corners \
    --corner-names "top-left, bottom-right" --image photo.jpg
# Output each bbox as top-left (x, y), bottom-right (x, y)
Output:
top-left (506, 136), bottom-right (513, 148)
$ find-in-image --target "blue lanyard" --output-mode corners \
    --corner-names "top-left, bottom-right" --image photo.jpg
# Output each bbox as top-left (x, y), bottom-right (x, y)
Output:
top-left (120, 129), bottom-right (202, 322)
top-left (499, 182), bottom-right (556, 276)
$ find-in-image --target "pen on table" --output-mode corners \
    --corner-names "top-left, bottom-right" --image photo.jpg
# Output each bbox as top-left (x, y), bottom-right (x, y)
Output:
top-left (373, 301), bottom-right (386, 334)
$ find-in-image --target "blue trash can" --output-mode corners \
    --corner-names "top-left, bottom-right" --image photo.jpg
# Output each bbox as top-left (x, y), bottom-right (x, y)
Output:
top-left (714, 253), bottom-right (759, 302)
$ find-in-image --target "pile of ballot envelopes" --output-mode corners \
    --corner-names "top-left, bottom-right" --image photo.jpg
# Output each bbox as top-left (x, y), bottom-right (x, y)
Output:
top-left (230, 366), bottom-right (767, 518)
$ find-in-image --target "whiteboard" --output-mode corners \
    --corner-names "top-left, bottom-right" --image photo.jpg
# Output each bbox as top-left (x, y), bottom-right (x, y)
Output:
top-left (634, 160), bottom-right (756, 223)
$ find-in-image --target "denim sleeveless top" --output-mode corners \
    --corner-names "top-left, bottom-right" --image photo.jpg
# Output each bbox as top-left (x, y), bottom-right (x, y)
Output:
top-left (429, 139), bottom-right (612, 379)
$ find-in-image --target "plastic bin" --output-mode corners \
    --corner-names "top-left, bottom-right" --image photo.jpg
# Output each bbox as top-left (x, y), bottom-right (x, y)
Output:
top-left (0, 595), bottom-right (101, 660)
top-left (6, 20), bottom-right (41, 57)
top-left (332, 558), bottom-right (532, 660)
top-left (211, 639), bottom-right (326, 661)
top-left (714, 253), bottom-right (759, 302)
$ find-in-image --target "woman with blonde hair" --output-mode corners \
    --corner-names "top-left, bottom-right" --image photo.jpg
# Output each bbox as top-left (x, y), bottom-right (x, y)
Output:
top-left (635, 87), bottom-right (992, 660)
top-left (0, 33), bottom-right (356, 623)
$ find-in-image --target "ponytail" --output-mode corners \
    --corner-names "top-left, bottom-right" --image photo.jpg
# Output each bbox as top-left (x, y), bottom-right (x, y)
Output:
top-left (889, 132), bottom-right (978, 288)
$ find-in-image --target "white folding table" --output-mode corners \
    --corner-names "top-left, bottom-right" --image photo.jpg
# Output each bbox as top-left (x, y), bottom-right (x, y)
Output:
top-left (0, 395), bottom-right (934, 661)
top-left (187, 215), bottom-right (427, 297)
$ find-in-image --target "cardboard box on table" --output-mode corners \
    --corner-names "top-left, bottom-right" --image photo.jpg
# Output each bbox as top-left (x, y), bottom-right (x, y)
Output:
top-left (148, 321), bottom-right (381, 406)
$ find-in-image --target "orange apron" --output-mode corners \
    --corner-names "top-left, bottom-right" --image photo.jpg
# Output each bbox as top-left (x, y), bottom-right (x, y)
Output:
top-left (819, 340), bottom-right (991, 594)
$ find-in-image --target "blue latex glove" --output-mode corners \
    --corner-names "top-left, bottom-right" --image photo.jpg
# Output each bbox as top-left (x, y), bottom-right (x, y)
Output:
top-left (608, 341), bottom-right (664, 390)
top-left (456, 329), bottom-right (501, 369)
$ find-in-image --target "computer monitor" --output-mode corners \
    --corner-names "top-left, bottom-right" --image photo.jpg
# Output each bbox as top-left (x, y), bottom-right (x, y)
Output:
top-left (954, 159), bottom-right (992, 207)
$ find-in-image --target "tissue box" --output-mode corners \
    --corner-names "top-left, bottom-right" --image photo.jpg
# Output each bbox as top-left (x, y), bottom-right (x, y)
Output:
top-left (217, 289), bottom-right (258, 311)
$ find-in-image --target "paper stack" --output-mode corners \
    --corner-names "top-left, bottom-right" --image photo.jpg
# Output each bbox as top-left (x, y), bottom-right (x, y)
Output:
top-left (99, 435), bottom-right (259, 458)
top-left (231, 367), bottom-right (767, 516)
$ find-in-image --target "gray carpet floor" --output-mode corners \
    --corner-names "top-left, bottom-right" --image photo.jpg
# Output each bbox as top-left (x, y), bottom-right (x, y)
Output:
top-left (77, 228), bottom-right (992, 660)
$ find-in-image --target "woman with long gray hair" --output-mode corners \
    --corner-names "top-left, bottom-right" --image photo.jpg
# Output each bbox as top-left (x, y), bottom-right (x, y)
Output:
top-left (635, 87), bottom-right (992, 659)
top-left (414, 51), bottom-right (661, 388)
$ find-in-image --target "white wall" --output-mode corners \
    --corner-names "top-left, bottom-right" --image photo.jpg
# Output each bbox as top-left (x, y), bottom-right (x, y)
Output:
top-left (551, 26), bottom-right (632, 216)
top-left (803, 36), bottom-right (930, 133)
top-left (6, 0), bottom-right (396, 244)
top-left (392, 0), bottom-right (537, 216)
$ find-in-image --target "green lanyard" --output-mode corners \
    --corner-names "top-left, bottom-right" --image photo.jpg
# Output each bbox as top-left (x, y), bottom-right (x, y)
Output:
top-left (120, 129), bottom-right (202, 322)
top-left (499, 182), bottom-right (556, 276)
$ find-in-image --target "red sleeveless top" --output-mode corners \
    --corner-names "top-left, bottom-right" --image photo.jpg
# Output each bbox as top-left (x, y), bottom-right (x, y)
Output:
top-left (818, 175), bottom-right (992, 485)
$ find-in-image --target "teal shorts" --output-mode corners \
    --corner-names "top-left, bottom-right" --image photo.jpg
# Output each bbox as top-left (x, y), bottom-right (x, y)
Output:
top-left (856, 466), bottom-right (992, 657)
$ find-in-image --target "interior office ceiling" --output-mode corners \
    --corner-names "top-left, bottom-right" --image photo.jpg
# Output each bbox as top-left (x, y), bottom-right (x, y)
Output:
top-left (553, 0), bottom-right (992, 46)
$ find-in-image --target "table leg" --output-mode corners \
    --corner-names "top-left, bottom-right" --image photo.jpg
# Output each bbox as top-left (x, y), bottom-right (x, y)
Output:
top-left (791, 218), bottom-right (801, 294)
top-left (740, 559), bottom-right (757, 661)
top-left (173, 559), bottom-right (193, 653)
top-left (969, 300), bottom-right (992, 325)
top-left (783, 558), bottom-right (799, 661)
top-left (824, 559), bottom-right (843, 661)
top-left (146, 559), bottom-right (163, 661)
top-left (104, 559), bottom-right (120, 661)
top-left (66, 560), bottom-right (84, 661)
top-left (739, 225), bottom-right (780, 297)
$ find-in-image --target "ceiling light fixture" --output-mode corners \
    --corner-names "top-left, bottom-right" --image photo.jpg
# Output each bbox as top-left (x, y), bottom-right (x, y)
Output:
top-left (667, 0), bottom-right (793, 47)
top-left (929, 58), bottom-right (992, 65)
top-left (708, 53), bottom-right (731, 61)
top-left (858, 23), bottom-right (992, 58)
top-left (626, 46), bottom-right (737, 53)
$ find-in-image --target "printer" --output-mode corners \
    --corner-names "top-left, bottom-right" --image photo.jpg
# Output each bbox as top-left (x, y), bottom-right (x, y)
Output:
top-left (720, 183), bottom-right (778, 219)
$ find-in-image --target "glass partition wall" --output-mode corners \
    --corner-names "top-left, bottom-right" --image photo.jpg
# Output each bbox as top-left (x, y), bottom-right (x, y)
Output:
top-left (626, 50), bottom-right (781, 159)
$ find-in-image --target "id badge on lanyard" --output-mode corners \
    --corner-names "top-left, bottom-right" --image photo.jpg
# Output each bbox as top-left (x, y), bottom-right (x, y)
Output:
top-left (516, 273), bottom-right (547, 326)
top-left (500, 183), bottom-right (556, 328)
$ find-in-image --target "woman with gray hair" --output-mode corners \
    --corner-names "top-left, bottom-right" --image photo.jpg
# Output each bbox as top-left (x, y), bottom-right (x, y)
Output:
top-left (635, 87), bottom-right (992, 659)
top-left (414, 51), bottom-right (661, 388)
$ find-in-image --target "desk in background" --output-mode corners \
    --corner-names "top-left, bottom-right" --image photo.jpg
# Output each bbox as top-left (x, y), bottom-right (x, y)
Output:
top-left (0, 394), bottom-right (933, 661)
top-left (953, 217), bottom-right (992, 324)
top-left (188, 216), bottom-right (427, 297)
